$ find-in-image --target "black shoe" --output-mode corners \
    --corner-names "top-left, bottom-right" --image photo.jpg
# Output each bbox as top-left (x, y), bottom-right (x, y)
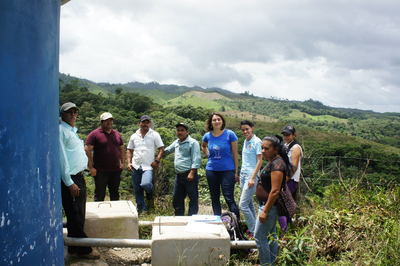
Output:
top-left (146, 191), bottom-right (153, 200)
top-left (68, 247), bottom-right (78, 254)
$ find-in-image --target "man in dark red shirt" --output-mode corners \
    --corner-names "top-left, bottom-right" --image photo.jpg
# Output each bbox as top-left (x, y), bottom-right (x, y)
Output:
top-left (85, 112), bottom-right (125, 201)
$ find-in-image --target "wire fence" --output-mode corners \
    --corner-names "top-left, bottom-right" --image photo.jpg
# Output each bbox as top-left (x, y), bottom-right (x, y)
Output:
top-left (297, 155), bottom-right (400, 197)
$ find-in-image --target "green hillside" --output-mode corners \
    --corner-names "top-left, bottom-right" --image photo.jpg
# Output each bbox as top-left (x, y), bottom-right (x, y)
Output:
top-left (164, 91), bottom-right (234, 111)
top-left (59, 73), bottom-right (400, 149)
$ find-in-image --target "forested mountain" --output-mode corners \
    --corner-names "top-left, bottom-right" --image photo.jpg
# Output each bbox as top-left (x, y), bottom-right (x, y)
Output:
top-left (60, 73), bottom-right (400, 150)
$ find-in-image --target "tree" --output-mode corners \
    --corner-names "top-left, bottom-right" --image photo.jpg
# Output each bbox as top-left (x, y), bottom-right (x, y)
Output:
top-left (117, 92), bottom-right (153, 113)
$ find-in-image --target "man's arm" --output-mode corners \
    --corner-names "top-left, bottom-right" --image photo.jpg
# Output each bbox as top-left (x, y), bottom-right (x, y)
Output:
top-left (163, 141), bottom-right (176, 156)
top-left (60, 132), bottom-right (80, 197)
top-left (127, 148), bottom-right (134, 171)
top-left (85, 144), bottom-right (96, 176)
top-left (151, 147), bottom-right (165, 169)
top-left (187, 141), bottom-right (201, 182)
top-left (118, 145), bottom-right (125, 170)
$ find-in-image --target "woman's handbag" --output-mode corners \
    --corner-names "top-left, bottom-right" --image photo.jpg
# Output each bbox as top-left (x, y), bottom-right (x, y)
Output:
top-left (256, 180), bottom-right (269, 202)
top-left (276, 183), bottom-right (296, 219)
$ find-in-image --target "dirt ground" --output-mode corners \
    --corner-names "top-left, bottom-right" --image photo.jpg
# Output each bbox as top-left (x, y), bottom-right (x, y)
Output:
top-left (64, 246), bottom-right (152, 266)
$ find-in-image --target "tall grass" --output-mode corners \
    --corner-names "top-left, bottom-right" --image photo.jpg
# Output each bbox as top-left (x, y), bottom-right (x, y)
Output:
top-left (286, 183), bottom-right (400, 265)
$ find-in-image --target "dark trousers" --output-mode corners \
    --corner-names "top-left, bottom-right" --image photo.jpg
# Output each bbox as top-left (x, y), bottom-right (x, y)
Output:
top-left (94, 169), bottom-right (122, 201)
top-left (173, 171), bottom-right (199, 216)
top-left (206, 170), bottom-right (240, 219)
top-left (61, 173), bottom-right (92, 255)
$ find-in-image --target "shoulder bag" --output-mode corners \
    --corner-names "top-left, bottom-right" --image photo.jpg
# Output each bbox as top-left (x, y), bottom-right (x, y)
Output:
top-left (276, 183), bottom-right (297, 219)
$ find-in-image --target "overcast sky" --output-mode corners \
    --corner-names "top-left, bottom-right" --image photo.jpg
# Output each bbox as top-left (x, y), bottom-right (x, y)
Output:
top-left (60, 0), bottom-right (400, 113)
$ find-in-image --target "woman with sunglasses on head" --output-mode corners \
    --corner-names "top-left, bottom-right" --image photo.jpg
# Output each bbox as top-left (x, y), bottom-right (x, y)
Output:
top-left (238, 120), bottom-right (263, 235)
top-left (201, 112), bottom-right (240, 220)
top-left (255, 135), bottom-right (292, 265)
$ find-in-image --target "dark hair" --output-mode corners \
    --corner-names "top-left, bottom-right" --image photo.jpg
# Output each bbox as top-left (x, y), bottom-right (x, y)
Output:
top-left (262, 135), bottom-right (293, 177)
top-left (240, 120), bottom-right (254, 128)
top-left (206, 112), bottom-right (226, 131)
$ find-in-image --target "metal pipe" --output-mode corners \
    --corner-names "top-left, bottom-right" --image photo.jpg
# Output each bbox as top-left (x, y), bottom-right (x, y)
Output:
top-left (230, 240), bottom-right (257, 249)
top-left (63, 220), bottom-right (154, 227)
top-left (138, 220), bottom-right (153, 227)
top-left (64, 237), bottom-right (152, 248)
top-left (64, 237), bottom-right (257, 249)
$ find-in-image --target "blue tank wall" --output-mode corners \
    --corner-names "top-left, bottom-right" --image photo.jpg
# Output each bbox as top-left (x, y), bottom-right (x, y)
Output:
top-left (0, 1), bottom-right (64, 265)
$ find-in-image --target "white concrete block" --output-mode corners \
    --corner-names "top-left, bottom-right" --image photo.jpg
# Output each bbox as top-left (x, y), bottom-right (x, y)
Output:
top-left (151, 216), bottom-right (230, 266)
top-left (85, 200), bottom-right (139, 239)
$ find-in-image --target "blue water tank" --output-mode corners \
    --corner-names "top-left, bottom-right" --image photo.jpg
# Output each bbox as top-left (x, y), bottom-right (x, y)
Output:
top-left (0, 1), bottom-right (64, 264)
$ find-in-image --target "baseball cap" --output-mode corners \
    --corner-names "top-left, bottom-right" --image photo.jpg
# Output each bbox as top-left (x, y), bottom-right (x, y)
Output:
top-left (60, 102), bottom-right (79, 112)
top-left (175, 122), bottom-right (189, 130)
top-left (140, 115), bottom-right (151, 122)
top-left (100, 112), bottom-right (114, 121)
top-left (281, 125), bottom-right (296, 134)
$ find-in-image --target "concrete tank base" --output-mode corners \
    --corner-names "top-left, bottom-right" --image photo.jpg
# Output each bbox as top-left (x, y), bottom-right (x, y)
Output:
top-left (151, 216), bottom-right (230, 266)
top-left (85, 200), bottom-right (139, 239)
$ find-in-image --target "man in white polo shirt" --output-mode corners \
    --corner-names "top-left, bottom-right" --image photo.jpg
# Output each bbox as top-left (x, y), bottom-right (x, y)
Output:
top-left (127, 115), bottom-right (164, 214)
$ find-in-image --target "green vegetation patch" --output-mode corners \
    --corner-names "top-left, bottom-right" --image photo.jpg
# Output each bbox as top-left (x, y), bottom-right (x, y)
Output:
top-left (288, 184), bottom-right (400, 265)
top-left (289, 109), bottom-right (349, 123)
top-left (164, 93), bottom-right (232, 111)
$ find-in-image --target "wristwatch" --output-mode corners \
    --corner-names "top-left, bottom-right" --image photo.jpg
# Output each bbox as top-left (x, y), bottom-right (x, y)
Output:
top-left (155, 160), bottom-right (160, 164)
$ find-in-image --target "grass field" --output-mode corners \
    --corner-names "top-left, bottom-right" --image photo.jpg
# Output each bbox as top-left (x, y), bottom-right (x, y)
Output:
top-left (163, 91), bottom-right (233, 111)
top-left (222, 110), bottom-right (278, 123)
top-left (87, 83), bottom-right (111, 96)
top-left (288, 109), bottom-right (349, 123)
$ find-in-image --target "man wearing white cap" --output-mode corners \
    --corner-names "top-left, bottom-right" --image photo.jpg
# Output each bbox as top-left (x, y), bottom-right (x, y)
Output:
top-left (85, 112), bottom-right (125, 201)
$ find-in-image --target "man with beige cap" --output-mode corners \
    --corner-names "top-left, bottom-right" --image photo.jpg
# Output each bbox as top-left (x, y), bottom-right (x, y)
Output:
top-left (60, 102), bottom-right (100, 259)
top-left (85, 112), bottom-right (125, 201)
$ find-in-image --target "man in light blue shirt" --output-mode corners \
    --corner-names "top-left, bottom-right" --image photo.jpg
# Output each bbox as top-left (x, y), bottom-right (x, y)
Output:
top-left (164, 123), bottom-right (201, 216)
top-left (60, 102), bottom-right (99, 259)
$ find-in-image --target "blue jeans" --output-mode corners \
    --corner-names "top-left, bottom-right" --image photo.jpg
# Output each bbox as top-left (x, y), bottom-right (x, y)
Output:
top-left (255, 204), bottom-right (279, 265)
top-left (173, 171), bottom-right (199, 216)
top-left (206, 170), bottom-right (240, 219)
top-left (239, 172), bottom-right (258, 234)
top-left (132, 167), bottom-right (153, 212)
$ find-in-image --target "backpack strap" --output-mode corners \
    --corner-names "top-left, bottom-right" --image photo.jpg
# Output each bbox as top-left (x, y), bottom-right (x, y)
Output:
top-left (287, 139), bottom-right (301, 153)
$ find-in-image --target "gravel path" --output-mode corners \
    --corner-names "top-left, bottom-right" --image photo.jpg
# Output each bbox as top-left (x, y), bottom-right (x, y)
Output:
top-left (64, 246), bottom-right (152, 266)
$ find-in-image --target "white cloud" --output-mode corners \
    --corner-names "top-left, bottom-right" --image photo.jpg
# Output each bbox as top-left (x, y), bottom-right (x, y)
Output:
top-left (60, 0), bottom-right (400, 112)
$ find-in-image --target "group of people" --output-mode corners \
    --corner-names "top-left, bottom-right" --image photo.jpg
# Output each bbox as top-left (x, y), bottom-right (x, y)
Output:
top-left (60, 102), bottom-right (302, 265)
